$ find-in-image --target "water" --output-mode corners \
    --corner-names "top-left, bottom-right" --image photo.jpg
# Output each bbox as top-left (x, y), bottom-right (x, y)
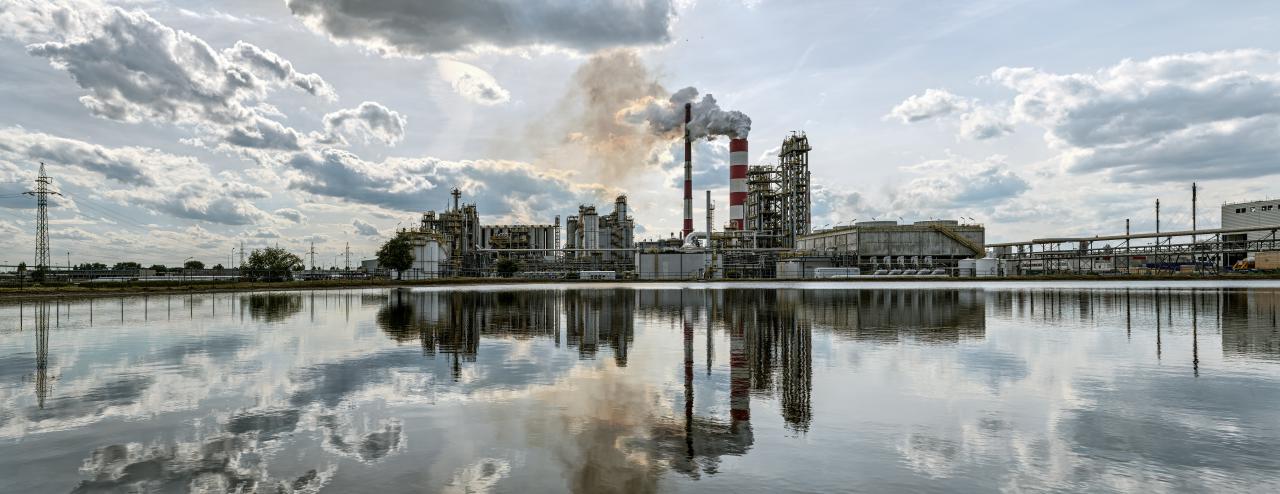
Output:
top-left (1, 282), bottom-right (1278, 493)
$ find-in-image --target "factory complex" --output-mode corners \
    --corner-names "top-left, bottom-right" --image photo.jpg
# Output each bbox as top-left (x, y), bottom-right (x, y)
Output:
top-left (384, 107), bottom-right (1280, 280)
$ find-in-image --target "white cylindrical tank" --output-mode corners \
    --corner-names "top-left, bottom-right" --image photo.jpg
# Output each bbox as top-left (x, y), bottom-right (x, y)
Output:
top-left (958, 259), bottom-right (977, 277)
top-left (976, 258), bottom-right (999, 277)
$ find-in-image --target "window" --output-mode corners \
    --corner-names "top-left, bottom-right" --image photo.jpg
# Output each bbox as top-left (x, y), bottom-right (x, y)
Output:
top-left (1265, 205), bottom-right (1275, 211)
top-left (1251, 207), bottom-right (1258, 212)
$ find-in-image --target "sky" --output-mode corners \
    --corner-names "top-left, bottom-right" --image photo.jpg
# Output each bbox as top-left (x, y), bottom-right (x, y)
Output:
top-left (0, 0), bottom-right (1278, 267)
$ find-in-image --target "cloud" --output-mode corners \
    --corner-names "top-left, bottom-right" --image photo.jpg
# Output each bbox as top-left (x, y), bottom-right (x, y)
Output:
top-left (994, 50), bottom-right (1280, 181)
top-left (223, 41), bottom-right (337, 101)
top-left (9, 1), bottom-right (331, 150)
top-left (318, 102), bottom-right (407, 146)
top-left (352, 219), bottom-right (379, 236)
top-left (888, 89), bottom-right (1012, 141)
top-left (437, 59), bottom-right (510, 106)
top-left (0, 127), bottom-right (175, 186)
top-left (887, 89), bottom-right (970, 123)
top-left (894, 155), bottom-right (1029, 209)
top-left (0, 127), bottom-right (269, 225)
top-left (284, 0), bottom-right (675, 56)
top-left (900, 50), bottom-right (1280, 181)
top-left (274, 208), bottom-right (306, 223)
top-left (279, 149), bottom-right (590, 219)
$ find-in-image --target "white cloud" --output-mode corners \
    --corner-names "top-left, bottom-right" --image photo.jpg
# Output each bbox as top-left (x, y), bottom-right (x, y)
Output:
top-left (894, 155), bottom-right (1030, 210)
top-left (352, 219), bottom-right (379, 236)
top-left (8, 1), bottom-right (332, 151)
top-left (436, 59), bottom-right (510, 106)
top-left (887, 89), bottom-right (970, 123)
top-left (318, 102), bottom-right (407, 146)
top-left (274, 208), bottom-right (306, 223)
top-left (0, 127), bottom-right (269, 225)
top-left (900, 50), bottom-right (1280, 181)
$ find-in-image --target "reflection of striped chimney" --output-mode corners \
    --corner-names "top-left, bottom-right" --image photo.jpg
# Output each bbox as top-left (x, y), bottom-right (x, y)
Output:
top-left (682, 103), bottom-right (693, 238)
top-left (729, 138), bottom-right (748, 230)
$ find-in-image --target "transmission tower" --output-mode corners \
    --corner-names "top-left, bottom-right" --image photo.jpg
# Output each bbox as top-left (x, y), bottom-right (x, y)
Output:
top-left (239, 240), bottom-right (245, 267)
top-left (23, 163), bottom-right (60, 269)
top-left (344, 242), bottom-right (350, 271)
top-left (309, 241), bottom-right (317, 271)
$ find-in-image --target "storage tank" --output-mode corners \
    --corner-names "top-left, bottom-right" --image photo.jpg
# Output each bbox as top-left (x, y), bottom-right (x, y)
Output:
top-left (975, 258), bottom-right (999, 277)
top-left (957, 259), bottom-right (977, 277)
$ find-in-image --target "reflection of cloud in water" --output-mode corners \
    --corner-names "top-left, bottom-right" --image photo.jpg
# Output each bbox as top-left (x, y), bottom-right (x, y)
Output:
top-left (27, 375), bottom-right (152, 423)
top-left (443, 457), bottom-right (512, 494)
top-left (956, 347), bottom-right (1029, 393)
top-left (897, 431), bottom-right (961, 478)
top-left (71, 437), bottom-right (333, 493)
top-left (316, 414), bottom-right (405, 463)
top-left (226, 408), bottom-right (302, 441)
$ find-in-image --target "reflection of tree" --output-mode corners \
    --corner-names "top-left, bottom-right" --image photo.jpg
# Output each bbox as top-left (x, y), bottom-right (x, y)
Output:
top-left (240, 293), bottom-right (304, 323)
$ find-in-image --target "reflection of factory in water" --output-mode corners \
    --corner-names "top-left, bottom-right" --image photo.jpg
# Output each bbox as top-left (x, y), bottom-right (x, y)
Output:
top-left (376, 289), bottom-right (636, 370)
top-left (1221, 289), bottom-right (1280, 359)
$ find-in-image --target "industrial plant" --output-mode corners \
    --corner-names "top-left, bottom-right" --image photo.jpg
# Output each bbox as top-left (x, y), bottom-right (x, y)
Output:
top-left (380, 100), bottom-right (1008, 280)
top-left (7, 107), bottom-right (1280, 284)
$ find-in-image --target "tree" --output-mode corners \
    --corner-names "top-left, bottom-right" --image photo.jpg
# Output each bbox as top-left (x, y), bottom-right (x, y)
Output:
top-left (17, 262), bottom-right (26, 273)
top-left (496, 258), bottom-right (519, 278)
top-left (212, 263), bottom-right (225, 271)
top-left (75, 262), bottom-right (108, 270)
top-left (113, 262), bottom-right (142, 271)
top-left (184, 260), bottom-right (205, 270)
top-left (376, 231), bottom-right (414, 280)
top-left (148, 264), bottom-right (168, 273)
top-left (245, 247), bottom-right (304, 280)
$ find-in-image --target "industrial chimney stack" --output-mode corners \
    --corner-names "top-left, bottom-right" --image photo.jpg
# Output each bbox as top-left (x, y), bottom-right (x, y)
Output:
top-left (682, 103), bottom-right (694, 238)
top-left (729, 138), bottom-right (748, 230)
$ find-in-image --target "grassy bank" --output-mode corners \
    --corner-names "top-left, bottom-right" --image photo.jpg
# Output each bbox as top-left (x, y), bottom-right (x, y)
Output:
top-left (2, 272), bottom-right (1279, 300)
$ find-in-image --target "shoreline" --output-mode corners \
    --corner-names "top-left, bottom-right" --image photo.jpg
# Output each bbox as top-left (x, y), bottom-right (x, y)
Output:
top-left (2, 273), bottom-right (1279, 300)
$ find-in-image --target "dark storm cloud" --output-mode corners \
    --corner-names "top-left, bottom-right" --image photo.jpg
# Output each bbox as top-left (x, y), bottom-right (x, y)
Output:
top-left (285, 0), bottom-right (676, 56)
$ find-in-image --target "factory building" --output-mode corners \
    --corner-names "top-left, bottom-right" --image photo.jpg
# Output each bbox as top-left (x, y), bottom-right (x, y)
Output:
top-left (565, 195), bottom-right (635, 263)
top-left (743, 132), bottom-right (812, 248)
top-left (795, 220), bottom-right (985, 270)
top-left (1222, 199), bottom-right (1280, 263)
top-left (478, 223), bottom-right (558, 260)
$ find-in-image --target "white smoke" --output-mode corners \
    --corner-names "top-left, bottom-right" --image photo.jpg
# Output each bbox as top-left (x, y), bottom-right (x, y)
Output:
top-left (624, 86), bottom-right (752, 140)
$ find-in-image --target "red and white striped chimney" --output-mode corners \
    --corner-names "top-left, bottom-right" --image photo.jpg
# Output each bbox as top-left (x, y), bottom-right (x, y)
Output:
top-left (729, 138), bottom-right (747, 230)
top-left (682, 103), bottom-right (693, 238)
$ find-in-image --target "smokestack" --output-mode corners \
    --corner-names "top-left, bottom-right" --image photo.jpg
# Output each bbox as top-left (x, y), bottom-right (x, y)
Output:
top-left (729, 138), bottom-right (747, 230)
top-left (682, 103), bottom-right (693, 238)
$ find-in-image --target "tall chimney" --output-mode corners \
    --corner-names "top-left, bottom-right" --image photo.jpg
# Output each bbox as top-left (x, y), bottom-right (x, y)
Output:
top-left (729, 138), bottom-right (748, 230)
top-left (682, 103), bottom-right (693, 238)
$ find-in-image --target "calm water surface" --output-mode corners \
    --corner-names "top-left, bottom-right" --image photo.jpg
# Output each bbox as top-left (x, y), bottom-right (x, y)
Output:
top-left (2, 282), bottom-right (1279, 492)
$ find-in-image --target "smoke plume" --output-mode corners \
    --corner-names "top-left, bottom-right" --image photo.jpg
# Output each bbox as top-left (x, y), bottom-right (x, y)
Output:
top-left (529, 50), bottom-right (752, 186)
top-left (624, 87), bottom-right (752, 140)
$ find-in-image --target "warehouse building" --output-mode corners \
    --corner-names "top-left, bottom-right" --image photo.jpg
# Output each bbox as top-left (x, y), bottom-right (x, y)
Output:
top-left (795, 220), bottom-right (985, 270)
top-left (1222, 199), bottom-right (1280, 264)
